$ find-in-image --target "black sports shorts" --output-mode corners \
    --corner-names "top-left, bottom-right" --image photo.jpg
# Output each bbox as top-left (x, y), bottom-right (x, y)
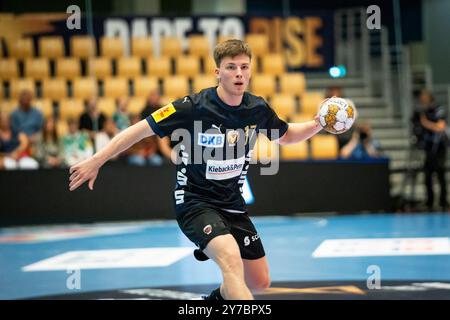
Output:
top-left (176, 206), bottom-right (265, 260)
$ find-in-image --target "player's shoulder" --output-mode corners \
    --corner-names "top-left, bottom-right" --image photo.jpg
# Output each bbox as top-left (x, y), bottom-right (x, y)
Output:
top-left (245, 91), bottom-right (268, 106)
top-left (172, 87), bottom-right (214, 109)
top-left (171, 95), bottom-right (194, 108)
top-left (244, 92), bottom-right (274, 113)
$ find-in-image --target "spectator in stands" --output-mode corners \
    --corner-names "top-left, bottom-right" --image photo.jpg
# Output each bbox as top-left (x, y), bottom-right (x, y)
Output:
top-left (95, 118), bottom-right (118, 156)
top-left (125, 114), bottom-right (163, 166)
top-left (340, 121), bottom-right (382, 160)
top-left (325, 86), bottom-right (344, 99)
top-left (0, 110), bottom-right (39, 170)
top-left (112, 97), bottom-right (131, 131)
top-left (33, 116), bottom-right (63, 168)
top-left (411, 89), bottom-right (448, 211)
top-left (61, 118), bottom-right (94, 167)
top-left (10, 89), bottom-right (44, 143)
top-left (140, 90), bottom-right (162, 120)
top-left (79, 97), bottom-right (107, 141)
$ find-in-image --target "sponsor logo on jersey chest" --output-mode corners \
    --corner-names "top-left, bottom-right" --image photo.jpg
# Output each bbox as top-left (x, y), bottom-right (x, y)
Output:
top-left (197, 133), bottom-right (225, 147)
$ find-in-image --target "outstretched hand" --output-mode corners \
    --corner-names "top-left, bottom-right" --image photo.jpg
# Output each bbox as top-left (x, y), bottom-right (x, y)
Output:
top-left (69, 157), bottom-right (102, 191)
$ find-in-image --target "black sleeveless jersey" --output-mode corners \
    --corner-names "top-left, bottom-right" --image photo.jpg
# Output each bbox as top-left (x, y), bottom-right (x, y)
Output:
top-left (146, 87), bottom-right (288, 216)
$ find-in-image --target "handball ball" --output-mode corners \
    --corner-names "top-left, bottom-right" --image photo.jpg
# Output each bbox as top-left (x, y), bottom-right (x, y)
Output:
top-left (318, 97), bottom-right (357, 134)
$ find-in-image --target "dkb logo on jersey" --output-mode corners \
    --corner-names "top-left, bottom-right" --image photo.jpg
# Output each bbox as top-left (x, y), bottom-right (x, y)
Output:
top-left (198, 133), bottom-right (224, 148)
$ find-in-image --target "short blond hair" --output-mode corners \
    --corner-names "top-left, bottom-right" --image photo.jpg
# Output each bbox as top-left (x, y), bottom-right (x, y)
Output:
top-left (213, 39), bottom-right (252, 67)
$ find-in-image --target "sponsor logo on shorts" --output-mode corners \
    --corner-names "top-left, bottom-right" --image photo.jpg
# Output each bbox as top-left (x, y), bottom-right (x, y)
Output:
top-left (244, 234), bottom-right (260, 246)
top-left (203, 225), bottom-right (212, 235)
top-left (198, 133), bottom-right (224, 147)
top-left (206, 156), bottom-right (245, 181)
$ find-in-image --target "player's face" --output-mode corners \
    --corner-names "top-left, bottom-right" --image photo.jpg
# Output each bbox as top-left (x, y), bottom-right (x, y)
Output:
top-left (216, 54), bottom-right (251, 96)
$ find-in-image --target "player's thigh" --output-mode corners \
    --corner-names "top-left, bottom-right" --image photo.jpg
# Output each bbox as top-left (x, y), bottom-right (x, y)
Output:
top-left (176, 206), bottom-right (231, 251)
top-left (229, 214), bottom-right (266, 260)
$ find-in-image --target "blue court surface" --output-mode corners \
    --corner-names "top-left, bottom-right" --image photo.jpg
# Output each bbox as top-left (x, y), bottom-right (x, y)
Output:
top-left (1, 212), bottom-right (450, 300)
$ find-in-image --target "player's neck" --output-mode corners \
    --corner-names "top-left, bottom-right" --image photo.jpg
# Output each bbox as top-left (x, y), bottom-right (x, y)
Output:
top-left (216, 86), bottom-right (243, 107)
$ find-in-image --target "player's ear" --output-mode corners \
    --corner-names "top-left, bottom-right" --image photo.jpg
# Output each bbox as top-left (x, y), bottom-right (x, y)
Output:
top-left (215, 67), bottom-right (220, 80)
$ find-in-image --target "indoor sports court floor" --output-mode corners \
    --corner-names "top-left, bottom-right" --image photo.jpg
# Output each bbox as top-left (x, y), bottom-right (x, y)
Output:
top-left (1, 212), bottom-right (450, 299)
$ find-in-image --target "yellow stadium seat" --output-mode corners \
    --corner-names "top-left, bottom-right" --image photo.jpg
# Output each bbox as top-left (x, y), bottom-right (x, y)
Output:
top-left (117, 57), bottom-right (141, 79)
top-left (252, 135), bottom-right (279, 163)
top-left (24, 58), bottom-right (50, 80)
top-left (39, 36), bottom-right (65, 58)
top-left (146, 56), bottom-right (171, 77)
top-left (279, 72), bottom-right (306, 97)
top-left (87, 58), bottom-right (112, 79)
top-left (10, 79), bottom-right (35, 99)
top-left (97, 98), bottom-right (116, 117)
top-left (71, 36), bottom-right (96, 58)
top-left (34, 99), bottom-right (53, 118)
top-left (100, 37), bottom-right (124, 58)
top-left (160, 95), bottom-right (176, 106)
top-left (56, 119), bottom-right (69, 136)
top-left (128, 97), bottom-right (146, 115)
top-left (245, 34), bottom-right (269, 57)
top-left (0, 58), bottom-right (18, 80)
top-left (250, 57), bottom-right (261, 73)
top-left (192, 75), bottom-right (217, 92)
top-left (301, 91), bottom-right (325, 116)
top-left (42, 78), bottom-right (68, 100)
top-left (103, 78), bottom-right (128, 98)
top-left (310, 134), bottom-right (339, 159)
top-left (133, 77), bottom-right (159, 98)
top-left (270, 94), bottom-right (297, 121)
top-left (217, 35), bottom-right (236, 44)
top-left (204, 57), bottom-right (217, 74)
top-left (175, 55), bottom-right (200, 78)
top-left (188, 35), bottom-right (210, 57)
top-left (56, 58), bottom-right (81, 79)
top-left (162, 76), bottom-right (189, 98)
top-left (261, 53), bottom-right (285, 76)
top-left (59, 99), bottom-right (85, 120)
top-left (160, 37), bottom-right (183, 58)
top-left (0, 100), bottom-right (18, 115)
top-left (281, 140), bottom-right (309, 160)
top-left (73, 78), bottom-right (98, 99)
top-left (251, 74), bottom-right (276, 98)
top-left (290, 113), bottom-right (314, 124)
top-left (131, 37), bottom-right (153, 57)
top-left (9, 38), bottom-right (34, 59)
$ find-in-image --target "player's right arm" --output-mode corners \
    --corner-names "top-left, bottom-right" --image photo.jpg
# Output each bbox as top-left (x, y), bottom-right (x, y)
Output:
top-left (68, 119), bottom-right (154, 191)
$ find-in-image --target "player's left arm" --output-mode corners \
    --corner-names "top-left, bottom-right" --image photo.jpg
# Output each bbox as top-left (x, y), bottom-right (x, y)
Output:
top-left (277, 116), bottom-right (322, 145)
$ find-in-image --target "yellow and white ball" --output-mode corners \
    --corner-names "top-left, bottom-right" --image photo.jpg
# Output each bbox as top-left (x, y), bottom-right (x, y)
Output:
top-left (318, 97), bottom-right (356, 134)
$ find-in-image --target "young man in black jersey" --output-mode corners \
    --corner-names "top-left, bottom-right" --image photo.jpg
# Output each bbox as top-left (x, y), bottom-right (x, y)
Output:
top-left (68, 39), bottom-right (323, 300)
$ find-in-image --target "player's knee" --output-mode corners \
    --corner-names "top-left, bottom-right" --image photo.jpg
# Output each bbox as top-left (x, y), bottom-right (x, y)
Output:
top-left (218, 249), bottom-right (243, 273)
top-left (248, 274), bottom-right (271, 291)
